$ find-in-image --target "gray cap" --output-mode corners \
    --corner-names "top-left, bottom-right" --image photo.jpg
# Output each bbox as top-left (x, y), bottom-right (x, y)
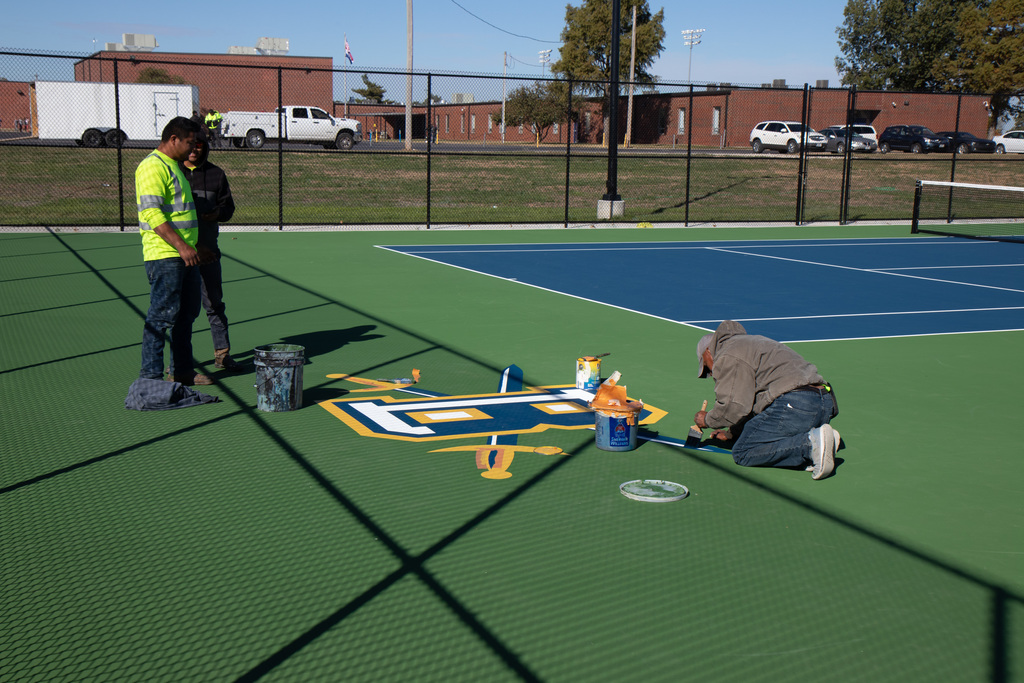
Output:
top-left (696, 333), bottom-right (714, 378)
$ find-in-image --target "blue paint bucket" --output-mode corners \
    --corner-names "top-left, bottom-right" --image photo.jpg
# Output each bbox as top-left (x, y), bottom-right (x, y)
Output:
top-left (254, 344), bottom-right (305, 412)
top-left (594, 408), bottom-right (638, 451)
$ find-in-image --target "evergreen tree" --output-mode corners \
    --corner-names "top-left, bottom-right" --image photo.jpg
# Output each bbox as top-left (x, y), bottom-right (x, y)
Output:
top-left (353, 75), bottom-right (386, 103)
top-left (136, 67), bottom-right (186, 85)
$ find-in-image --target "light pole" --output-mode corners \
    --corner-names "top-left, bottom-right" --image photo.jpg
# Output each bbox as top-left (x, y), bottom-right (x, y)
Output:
top-left (538, 49), bottom-right (552, 75)
top-left (680, 28), bottom-right (705, 83)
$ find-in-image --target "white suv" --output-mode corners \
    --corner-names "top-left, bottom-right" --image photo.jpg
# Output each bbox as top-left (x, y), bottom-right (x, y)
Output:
top-left (750, 121), bottom-right (827, 153)
top-left (829, 124), bottom-right (878, 142)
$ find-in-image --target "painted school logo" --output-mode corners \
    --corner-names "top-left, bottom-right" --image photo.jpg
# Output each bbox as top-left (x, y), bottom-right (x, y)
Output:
top-left (319, 365), bottom-right (667, 478)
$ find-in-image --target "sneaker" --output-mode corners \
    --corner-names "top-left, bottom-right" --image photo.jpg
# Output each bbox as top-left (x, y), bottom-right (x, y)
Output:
top-left (809, 424), bottom-right (836, 480)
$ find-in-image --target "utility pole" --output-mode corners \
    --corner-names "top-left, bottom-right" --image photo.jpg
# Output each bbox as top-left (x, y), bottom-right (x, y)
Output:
top-left (405, 0), bottom-right (413, 150)
top-left (501, 52), bottom-right (507, 143)
top-left (624, 5), bottom-right (637, 147)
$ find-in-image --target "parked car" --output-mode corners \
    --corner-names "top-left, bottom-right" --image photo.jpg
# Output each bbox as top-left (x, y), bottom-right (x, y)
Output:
top-left (819, 127), bottom-right (878, 153)
top-left (935, 131), bottom-right (996, 154)
top-left (877, 125), bottom-right (951, 153)
top-left (827, 124), bottom-right (878, 142)
top-left (749, 121), bottom-right (827, 153)
top-left (993, 130), bottom-right (1024, 154)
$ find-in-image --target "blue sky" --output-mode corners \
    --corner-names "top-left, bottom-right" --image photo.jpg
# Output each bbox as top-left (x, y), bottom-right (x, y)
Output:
top-left (2, 0), bottom-right (849, 89)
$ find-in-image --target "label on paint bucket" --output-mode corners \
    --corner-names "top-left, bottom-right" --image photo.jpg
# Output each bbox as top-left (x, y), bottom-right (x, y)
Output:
top-left (576, 357), bottom-right (601, 393)
top-left (594, 409), bottom-right (639, 451)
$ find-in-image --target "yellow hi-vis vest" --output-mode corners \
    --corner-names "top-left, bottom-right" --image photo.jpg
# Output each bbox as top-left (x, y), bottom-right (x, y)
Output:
top-left (136, 150), bottom-right (197, 261)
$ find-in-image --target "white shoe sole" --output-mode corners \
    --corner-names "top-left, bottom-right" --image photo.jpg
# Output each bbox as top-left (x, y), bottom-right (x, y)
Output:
top-left (812, 424), bottom-right (836, 480)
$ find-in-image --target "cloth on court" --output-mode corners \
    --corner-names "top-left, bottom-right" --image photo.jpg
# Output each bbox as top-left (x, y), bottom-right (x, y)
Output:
top-left (125, 377), bottom-right (220, 411)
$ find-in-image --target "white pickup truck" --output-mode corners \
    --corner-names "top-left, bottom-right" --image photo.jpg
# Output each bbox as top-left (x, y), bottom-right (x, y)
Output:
top-left (221, 106), bottom-right (362, 150)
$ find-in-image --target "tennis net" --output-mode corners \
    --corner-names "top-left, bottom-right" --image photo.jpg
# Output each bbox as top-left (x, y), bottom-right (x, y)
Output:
top-left (911, 180), bottom-right (1024, 243)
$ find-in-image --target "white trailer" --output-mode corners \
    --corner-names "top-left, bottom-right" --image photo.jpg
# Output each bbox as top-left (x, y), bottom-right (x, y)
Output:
top-left (33, 81), bottom-right (199, 147)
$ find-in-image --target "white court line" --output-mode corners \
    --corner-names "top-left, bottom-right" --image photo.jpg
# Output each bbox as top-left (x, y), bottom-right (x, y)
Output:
top-left (883, 263), bottom-right (1024, 271)
top-left (380, 238), bottom-right (974, 256)
top-left (708, 246), bottom-right (1024, 294)
top-left (687, 306), bottom-right (1024, 324)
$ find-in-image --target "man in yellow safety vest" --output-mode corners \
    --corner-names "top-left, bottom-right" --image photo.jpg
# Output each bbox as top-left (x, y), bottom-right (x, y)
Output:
top-left (135, 116), bottom-right (212, 386)
top-left (204, 109), bottom-right (223, 147)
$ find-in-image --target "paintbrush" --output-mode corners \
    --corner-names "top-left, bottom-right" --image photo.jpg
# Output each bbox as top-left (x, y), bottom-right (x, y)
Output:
top-left (685, 399), bottom-right (708, 447)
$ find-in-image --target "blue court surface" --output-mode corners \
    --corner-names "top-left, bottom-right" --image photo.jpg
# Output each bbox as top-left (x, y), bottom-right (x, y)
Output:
top-left (379, 236), bottom-right (1024, 342)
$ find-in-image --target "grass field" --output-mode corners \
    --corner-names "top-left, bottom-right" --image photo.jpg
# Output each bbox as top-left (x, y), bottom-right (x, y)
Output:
top-left (1, 144), bottom-right (1021, 226)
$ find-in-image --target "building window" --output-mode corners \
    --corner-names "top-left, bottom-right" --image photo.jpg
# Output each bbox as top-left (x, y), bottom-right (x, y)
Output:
top-left (677, 108), bottom-right (686, 135)
top-left (471, 114), bottom-right (476, 134)
top-left (553, 122), bottom-right (559, 134)
top-left (445, 114), bottom-right (449, 133)
top-left (712, 107), bottom-right (721, 135)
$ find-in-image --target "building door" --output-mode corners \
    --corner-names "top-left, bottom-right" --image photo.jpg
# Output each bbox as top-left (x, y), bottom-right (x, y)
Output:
top-left (152, 92), bottom-right (181, 138)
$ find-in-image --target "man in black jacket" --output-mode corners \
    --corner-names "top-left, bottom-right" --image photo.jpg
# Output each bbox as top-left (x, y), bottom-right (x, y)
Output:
top-left (184, 130), bottom-right (243, 371)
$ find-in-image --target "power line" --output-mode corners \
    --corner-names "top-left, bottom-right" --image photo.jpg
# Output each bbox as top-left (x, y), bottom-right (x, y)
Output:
top-left (506, 53), bottom-right (545, 70)
top-left (447, 0), bottom-right (560, 44)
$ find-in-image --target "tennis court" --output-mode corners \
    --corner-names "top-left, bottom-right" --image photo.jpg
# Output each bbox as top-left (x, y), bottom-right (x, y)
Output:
top-left (1, 224), bottom-right (1022, 681)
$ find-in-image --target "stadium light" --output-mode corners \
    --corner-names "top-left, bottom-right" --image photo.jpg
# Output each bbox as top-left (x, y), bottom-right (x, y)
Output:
top-left (681, 28), bottom-right (705, 83)
top-left (539, 49), bottom-right (552, 75)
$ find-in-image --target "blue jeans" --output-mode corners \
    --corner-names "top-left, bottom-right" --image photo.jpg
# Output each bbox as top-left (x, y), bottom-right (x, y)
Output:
top-left (731, 388), bottom-right (838, 469)
top-left (140, 257), bottom-right (201, 380)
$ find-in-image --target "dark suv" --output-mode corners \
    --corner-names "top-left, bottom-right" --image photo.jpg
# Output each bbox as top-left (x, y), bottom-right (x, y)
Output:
top-left (877, 125), bottom-right (950, 154)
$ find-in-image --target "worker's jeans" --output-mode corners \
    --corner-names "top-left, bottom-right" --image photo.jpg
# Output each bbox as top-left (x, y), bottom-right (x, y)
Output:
top-left (140, 257), bottom-right (201, 380)
top-left (730, 388), bottom-right (838, 469)
top-left (199, 259), bottom-right (230, 351)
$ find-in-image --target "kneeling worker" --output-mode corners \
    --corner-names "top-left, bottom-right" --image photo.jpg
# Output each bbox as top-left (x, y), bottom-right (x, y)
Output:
top-left (693, 320), bottom-right (840, 479)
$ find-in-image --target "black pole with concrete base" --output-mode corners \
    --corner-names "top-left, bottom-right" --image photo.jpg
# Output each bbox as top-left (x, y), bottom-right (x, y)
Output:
top-left (599, 0), bottom-right (624, 220)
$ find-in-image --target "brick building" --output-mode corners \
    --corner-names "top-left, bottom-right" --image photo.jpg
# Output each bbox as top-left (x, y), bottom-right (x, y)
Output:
top-left (73, 51), bottom-right (334, 115)
top-left (337, 87), bottom-right (991, 149)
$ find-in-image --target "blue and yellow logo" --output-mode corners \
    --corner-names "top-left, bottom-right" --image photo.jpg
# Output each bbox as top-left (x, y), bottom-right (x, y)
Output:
top-left (319, 365), bottom-right (667, 478)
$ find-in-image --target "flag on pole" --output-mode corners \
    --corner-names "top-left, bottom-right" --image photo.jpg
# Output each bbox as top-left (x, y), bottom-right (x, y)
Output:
top-left (344, 38), bottom-right (354, 64)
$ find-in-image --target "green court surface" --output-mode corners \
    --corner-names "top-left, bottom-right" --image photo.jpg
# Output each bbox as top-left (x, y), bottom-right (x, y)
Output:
top-left (1, 225), bottom-right (1021, 682)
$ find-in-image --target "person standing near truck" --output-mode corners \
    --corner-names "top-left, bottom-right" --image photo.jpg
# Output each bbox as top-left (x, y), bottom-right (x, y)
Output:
top-left (183, 129), bottom-right (243, 371)
top-left (204, 109), bottom-right (223, 147)
top-left (136, 116), bottom-right (212, 386)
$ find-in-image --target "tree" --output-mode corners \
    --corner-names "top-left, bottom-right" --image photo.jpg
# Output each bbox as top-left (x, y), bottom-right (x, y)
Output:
top-left (492, 82), bottom-right (575, 145)
top-left (352, 75), bottom-right (386, 103)
top-left (932, 0), bottom-right (1024, 133)
top-left (835, 0), bottom-right (964, 90)
top-left (136, 67), bottom-right (186, 85)
top-left (551, 0), bottom-right (666, 141)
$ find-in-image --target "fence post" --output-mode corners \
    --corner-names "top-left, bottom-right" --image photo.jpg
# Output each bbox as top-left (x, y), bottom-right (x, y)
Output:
top-left (795, 83), bottom-right (809, 225)
top-left (685, 83), bottom-right (694, 227)
top-left (840, 85), bottom-right (856, 225)
top-left (427, 73), bottom-right (432, 229)
top-left (277, 67), bottom-right (283, 231)
top-left (564, 77), bottom-right (573, 228)
top-left (949, 92), bottom-right (963, 190)
top-left (114, 59), bottom-right (125, 231)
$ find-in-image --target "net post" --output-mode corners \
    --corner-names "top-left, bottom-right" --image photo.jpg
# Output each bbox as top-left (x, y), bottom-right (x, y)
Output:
top-left (911, 180), bottom-right (923, 234)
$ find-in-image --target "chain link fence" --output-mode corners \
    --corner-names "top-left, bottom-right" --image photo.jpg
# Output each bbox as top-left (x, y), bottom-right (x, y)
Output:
top-left (1, 48), bottom-right (1018, 229)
